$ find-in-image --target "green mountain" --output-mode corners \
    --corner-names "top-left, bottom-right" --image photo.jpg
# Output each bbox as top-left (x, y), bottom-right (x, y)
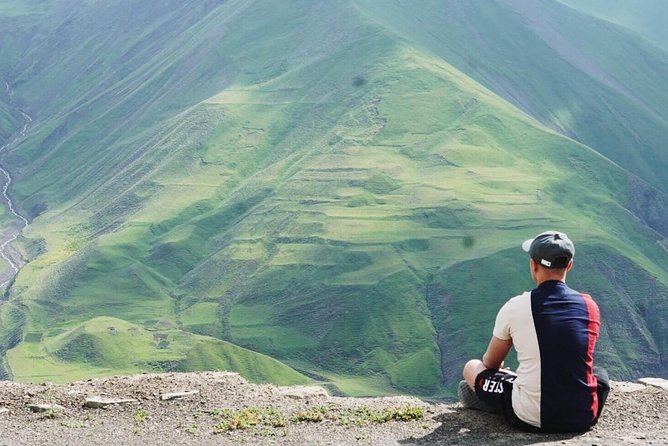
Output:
top-left (558, 0), bottom-right (668, 50)
top-left (0, 0), bottom-right (666, 397)
top-left (356, 0), bottom-right (668, 197)
top-left (9, 316), bottom-right (308, 384)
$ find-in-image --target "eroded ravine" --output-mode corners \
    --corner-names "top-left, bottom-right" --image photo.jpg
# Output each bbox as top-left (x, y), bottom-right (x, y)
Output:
top-left (0, 80), bottom-right (31, 290)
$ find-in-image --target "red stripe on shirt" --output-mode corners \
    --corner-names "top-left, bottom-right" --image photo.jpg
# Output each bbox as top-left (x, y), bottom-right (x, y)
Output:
top-left (581, 293), bottom-right (600, 420)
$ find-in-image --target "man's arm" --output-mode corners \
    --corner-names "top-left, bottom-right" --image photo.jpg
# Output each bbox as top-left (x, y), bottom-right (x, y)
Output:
top-left (482, 335), bottom-right (513, 370)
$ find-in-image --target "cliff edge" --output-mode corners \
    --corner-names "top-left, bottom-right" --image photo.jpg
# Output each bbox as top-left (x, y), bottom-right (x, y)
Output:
top-left (0, 372), bottom-right (665, 445)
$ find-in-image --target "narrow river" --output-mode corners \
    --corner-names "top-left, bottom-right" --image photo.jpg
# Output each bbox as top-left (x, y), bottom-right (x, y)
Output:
top-left (0, 80), bottom-right (31, 289)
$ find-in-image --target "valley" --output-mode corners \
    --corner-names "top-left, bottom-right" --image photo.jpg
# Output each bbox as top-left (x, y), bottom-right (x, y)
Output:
top-left (0, 0), bottom-right (666, 398)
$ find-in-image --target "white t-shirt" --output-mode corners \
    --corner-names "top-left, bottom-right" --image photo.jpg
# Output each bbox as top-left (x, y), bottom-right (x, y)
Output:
top-left (493, 291), bottom-right (542, 426)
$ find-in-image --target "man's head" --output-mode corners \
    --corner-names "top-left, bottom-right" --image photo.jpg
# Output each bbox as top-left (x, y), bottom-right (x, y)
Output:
top-left (522, 231), bottom-right (575, 283)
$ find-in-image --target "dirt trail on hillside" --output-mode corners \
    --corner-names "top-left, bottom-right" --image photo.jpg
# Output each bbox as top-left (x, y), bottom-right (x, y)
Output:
top-left (0, 372), bottom-right (665, 445)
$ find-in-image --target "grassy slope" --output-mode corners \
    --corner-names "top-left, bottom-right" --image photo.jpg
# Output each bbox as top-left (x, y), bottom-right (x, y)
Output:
top-left (5, 0), bottom-right (240, 217)
top-left (0, 0), bottom-right (666, 396)
top-left (0, 0), bottom-right (320, 385)
top-left (558, 0), bottom-right (668, 50)
top-left (0, 1), bottom-right (41, 369)
top-left (8, 316), bottom-right (308, 384)
top-left (0, 101), bottom-right (20, 142)
top-left (354, 0), bottom-right (668, 197)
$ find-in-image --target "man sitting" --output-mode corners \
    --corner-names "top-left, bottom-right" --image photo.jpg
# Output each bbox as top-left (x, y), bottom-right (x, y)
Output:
top-left (460, 231), bottom-right (609, 432)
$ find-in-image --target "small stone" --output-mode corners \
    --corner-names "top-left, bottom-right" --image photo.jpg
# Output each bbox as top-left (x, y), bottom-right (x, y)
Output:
top-left (28, 403), bottom-right (65, 413)
top-left (84, 396), bottom-right (138, 408)
top-left (0, 408), bottom-right (9, 415)
top-left (160, 390), bottom-right (199, 401)
top-left (278, 386), bottom-right (328, 400)
top-left (638, 378), bottom-right (668, 391)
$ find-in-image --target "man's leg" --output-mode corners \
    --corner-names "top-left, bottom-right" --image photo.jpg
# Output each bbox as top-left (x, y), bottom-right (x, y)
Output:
top-left (463, 359), bottom-right (487, 389)
top-left (458, 380), bottom-right (496, 412)
top-left (460, 359), bottom-right (495, 411)
top-left (472, 368), bottom-right (540, 432)
top-left (461, 360), bottom-right (521, 414)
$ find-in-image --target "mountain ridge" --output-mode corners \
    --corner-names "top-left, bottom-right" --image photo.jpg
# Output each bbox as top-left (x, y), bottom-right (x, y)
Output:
top-left (558, 0), bottom-right (668, 51)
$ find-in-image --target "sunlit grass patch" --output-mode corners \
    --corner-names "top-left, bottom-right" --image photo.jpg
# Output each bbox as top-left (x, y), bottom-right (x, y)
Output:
top-left (211, 404), bottom-right (424, 433)
top-left (179, 302), bottom-right (220, 327)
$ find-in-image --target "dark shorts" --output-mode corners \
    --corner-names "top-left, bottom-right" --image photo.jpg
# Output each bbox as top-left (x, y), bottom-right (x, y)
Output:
top-left (474, 369), bottom-right (541, 432)
top-left (474, 367), bottom-right (610, 433)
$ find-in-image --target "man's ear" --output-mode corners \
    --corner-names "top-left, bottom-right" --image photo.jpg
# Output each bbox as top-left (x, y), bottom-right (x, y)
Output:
top-left (565, 259), bottom-right (574, 272)
top-left (529, 258), bottom-right (538, 276)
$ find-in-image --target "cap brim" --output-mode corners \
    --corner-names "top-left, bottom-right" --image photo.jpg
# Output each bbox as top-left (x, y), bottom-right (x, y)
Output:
top-left (521, 238), bottom-right (533, 253)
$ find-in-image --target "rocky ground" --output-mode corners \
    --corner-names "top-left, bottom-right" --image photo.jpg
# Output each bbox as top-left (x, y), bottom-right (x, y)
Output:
top-left (0, 372), bottom-right (665, 446)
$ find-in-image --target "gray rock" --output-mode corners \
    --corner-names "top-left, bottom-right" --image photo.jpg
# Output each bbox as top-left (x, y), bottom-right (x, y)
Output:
top-left (84, 396), bottom-right (138, 408)
top-left (611, 380), bottom-right (646, 393)
top-left (278, 385), bottom-right (328, 400)
top-left (638, 377), bottom-right (668, 391)
top-left (28, 404), bottom-right (65, 413)
top-left (160, 390), bottom-right (199, 401)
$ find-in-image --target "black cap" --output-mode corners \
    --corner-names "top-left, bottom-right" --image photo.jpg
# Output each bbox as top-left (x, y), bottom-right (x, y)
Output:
top-left (522, 231), bottom-right (574, 269)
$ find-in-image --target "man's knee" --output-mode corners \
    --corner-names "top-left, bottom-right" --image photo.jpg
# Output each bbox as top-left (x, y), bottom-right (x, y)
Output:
top-left (463, 359), bottom-right (485, 389)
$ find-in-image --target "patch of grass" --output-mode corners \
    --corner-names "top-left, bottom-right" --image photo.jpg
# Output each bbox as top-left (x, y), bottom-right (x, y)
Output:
top-left (210, 404), bottom-right (424, 433)
top-left (263, 407), bottom-right (289, 428)
top-left (179, 302), bottom-right (220, 327)
top-left (213, 408), bottom-right (262, 433)
top-left (341, 406), bottom-right (425, 425)
top-left (183, 423), bottom-right (198, 435)
top-left (42, 408), bottom-right (61, 420)
top-left (291, 406), bottom-right (329, 423)
top-left (134, 408), bottom-right (150, 424)
top-left (60, 419), bottom-right (85, 429)
top-left (60, 414), bottom-right (94, 429)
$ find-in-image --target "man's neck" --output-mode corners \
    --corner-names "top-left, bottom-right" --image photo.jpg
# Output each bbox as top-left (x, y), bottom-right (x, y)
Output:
top-left (534, 271), bottom-right (568, 286)
top-left (536, 278), bottom-right (566, 286)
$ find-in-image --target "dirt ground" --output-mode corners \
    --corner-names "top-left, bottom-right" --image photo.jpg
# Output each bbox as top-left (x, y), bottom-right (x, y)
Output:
top-left (0, 372), bottom-right (665, 446)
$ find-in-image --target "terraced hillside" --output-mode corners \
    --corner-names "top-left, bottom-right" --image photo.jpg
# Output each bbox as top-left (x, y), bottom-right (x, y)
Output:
top-left (0, 0), bottom-right (666, 397)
